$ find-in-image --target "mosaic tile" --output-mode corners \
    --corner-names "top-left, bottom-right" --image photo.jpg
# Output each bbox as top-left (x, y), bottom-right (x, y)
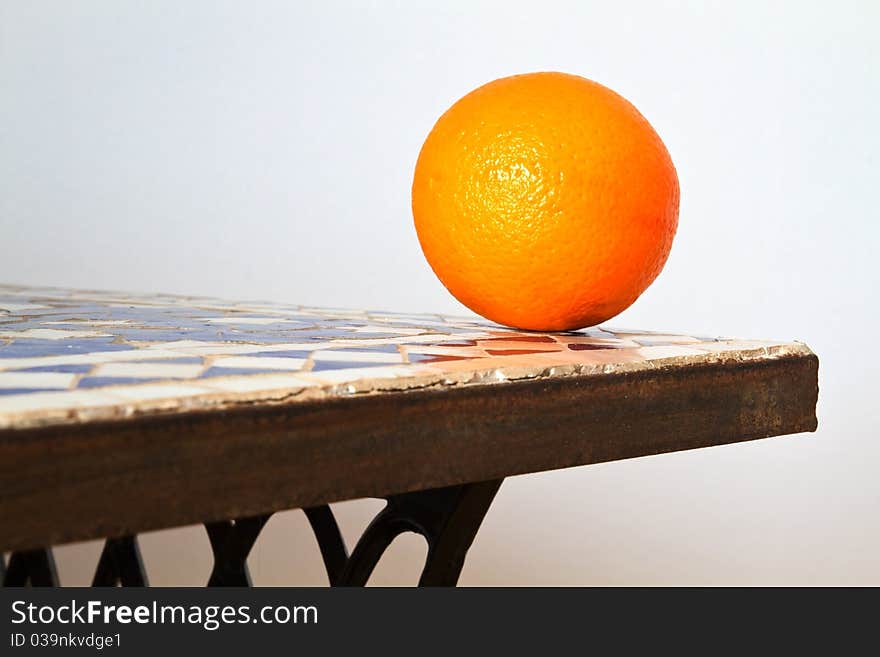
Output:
top-left (111, 328), bottom-right (240, 343)
top-left (104, 383), bottom-right (217, 403)
top-left (201, 367), bottom-right (289, 378)
top-left (302, 365), bottom-right (423, 385)
top-left (311, 350), bottom-right (404, 364)
top-left (0, 302), bottom-right (54, 313)
top-left (78, 377), bottom-right (167, 389)
top-left (209, 356), bottom-right (307, 371)
top-left (0, 348), bottom-right (189, 370)
top-left (632, 336), bottom-right (704, 346)
top-left (201, 317), bottom-right (311, 326)
top-left (92, 362), bottom-right (205, 379)
top-left (0, 338), bottom-right (135, 358)
top-left (492, 347), bottom-right (565, 356)
top-left (402, 345), bottom-right (487, 359)
top-left (15, 364), bottom-right (95, 374)
top-left (158, 343), bottom-right (279, 356)
top-left (0, 328), bottom-right (110, 340)
top-left (558, 334), bottom-right (638, 347)
top-left (311, 360), bottom-right (399, 372)
top-left (43, 319), bottom-right (135, 327)
top-left (694, 339), bottom-right (785, 352)
top-left (198, 373), bottom-right (318, 394)
top-left (0, 388), bottom-right (63, 396)
top-left (0, 390), bottom-right (123, 413)
top-left (0, 285), bottom-right (810, 430)
top-left (245, 349), bottom-right (312, 359)
top-left (0, 371), bottom-right (78, 389)
top-left (405, 353), bottom-right (473, 364)
top-left (635, 345), bottom-right (708, 360)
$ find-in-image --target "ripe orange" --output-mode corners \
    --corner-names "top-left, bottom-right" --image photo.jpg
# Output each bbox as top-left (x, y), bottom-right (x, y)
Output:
top-left (411, 72), bottom-right (679, 331)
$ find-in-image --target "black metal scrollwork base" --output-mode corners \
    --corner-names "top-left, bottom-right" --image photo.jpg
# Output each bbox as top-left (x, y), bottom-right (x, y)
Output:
top-left (92, 536), bottom-right (149, 587)
top-left (1, 548), bottom-right (58, 586)
top-left (2, 478), bottom-right (503, 588)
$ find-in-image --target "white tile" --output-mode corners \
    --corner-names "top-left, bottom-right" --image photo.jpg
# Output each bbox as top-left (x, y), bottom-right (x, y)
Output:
top-left (161, 343), bottom-right (271, 356)
top-left (248, 342), bottom-right (334, 352)
top-left (422, 331), bottom-right (494, 341)
top-left (200, 317), bottom-right (303, 326)
top-left (210, 356), bottom-right (306, 370)
top-left (148, 340), bottom-right (217, 350)
top-left (604, 327), bottom-right (668, 336)
top-left (0, 303), bottom-right (53, 312)
top-left (350, 325), bottom-right (432, 335)
top-left (302, 365), bottom-right (419, 384)
top-left (327, 333), bottom-right (490, 347)
top-left (0, 328), bottom-right (111, 340)
top-left (367, 314), bottom-right (449, 326)
top-left (695, 340), bottom-right (786, 353)
top-left (0, 389), bottom-right (121, 413)
top-left (311, 350), bottom-right (403, 364)
top-left (0, 371), bottom-right (78, 389)
top-left (0, 348), bottom-right (187, 370)
top-left (636, 345), bottom-right (706, 360)
top-left (93, 362), bottom-right (205, 379)
top-left (43, 319), bottom-right (133, 327)
top-left (298, 307), bottom-right (369, 317)
top-left (231, 306), bottom-right (306, 316)
top-left (632, 335), bottom-right (703, 345)
top-left (107, 383), bottom-right (216, 402)
top-left (403, 345), bottom-right (487, 357)
top-left (160, 341), bottom-right (332, 356)
top-left (199, 373), bottom-right (318, 393)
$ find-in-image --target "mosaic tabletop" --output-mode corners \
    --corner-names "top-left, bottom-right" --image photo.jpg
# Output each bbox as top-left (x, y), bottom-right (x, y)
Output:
top-left (0, 285), bottom-right (812, 431)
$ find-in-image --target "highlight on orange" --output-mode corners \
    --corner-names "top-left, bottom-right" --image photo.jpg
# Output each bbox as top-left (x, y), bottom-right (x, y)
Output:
top-left (411, 72), bottom-right (680, 331)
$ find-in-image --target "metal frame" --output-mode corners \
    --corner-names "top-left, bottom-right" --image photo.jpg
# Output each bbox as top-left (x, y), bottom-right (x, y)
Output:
top-left (2, 479), bottom-right (503, 588)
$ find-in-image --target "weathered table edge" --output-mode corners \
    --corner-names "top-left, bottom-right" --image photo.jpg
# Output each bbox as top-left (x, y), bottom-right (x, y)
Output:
top-left (0, 349), bottom-right (819, 552)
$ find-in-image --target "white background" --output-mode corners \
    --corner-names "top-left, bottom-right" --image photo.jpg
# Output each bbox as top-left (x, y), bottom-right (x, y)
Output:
top-left (2, 1), bottom-right (877, 584)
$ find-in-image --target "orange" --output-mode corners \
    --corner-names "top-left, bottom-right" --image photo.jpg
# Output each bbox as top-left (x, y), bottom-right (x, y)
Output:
top-left (411, 72), bottom-right (679, 331)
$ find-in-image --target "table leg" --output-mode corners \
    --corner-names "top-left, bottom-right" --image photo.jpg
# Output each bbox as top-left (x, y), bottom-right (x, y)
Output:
top-left (337, 478), bottom-right (504, 586)
top-left (92, 536), bottom-right (149, 587)
top-left (304, 505), bottom-right (348, 585)
top-left (2, 548), bottom-right (58, 586)
top-left (206, 514), bottom-right (271, 586)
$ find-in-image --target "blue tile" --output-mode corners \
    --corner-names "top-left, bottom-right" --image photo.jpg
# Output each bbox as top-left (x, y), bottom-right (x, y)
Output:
top-left (0, 387), bottom-right (67, 395)
top-left (13, 363), bottom-right (94, 373)
top-left (0, 338), bottom-right (136, 358)
top-left (207, 320), bottom-right (314, 332)
top-left (314, 319), bottom-right (369, 327)
top-left (77, 377), bottom-right (165, 388)
top-left (110, 328), bottom-right (226, 342)
top-left (323, 348), bottom-right (403, 358)
top-left (321, 343), bottom-right (402, 354)
top-left (155, 356), bottom-right (204, 364)
top-left (201, 367), bottom-right (291, 378)
top-left (248, 350), bottom-right (311, 359)
top-left (287, 329), bottom-right (360, 340)
top-left (344, 332), bottom-right (418, 340)
top-left (0, 319), bottom-right (64, 330)
top-left (311, 360), bottom-right (393, 372)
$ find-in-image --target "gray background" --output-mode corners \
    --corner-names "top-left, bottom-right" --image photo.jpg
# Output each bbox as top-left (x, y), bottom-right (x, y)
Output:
top-left (2, 0), bottom-right (877, 584)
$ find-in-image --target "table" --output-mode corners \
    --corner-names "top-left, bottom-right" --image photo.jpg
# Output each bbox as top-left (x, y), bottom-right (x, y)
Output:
top-left (0, 285), bottom-right (818, 586)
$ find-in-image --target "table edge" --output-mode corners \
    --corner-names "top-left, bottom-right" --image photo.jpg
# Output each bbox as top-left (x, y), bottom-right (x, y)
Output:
top-left (0, 349), bottom-right (819, 552)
